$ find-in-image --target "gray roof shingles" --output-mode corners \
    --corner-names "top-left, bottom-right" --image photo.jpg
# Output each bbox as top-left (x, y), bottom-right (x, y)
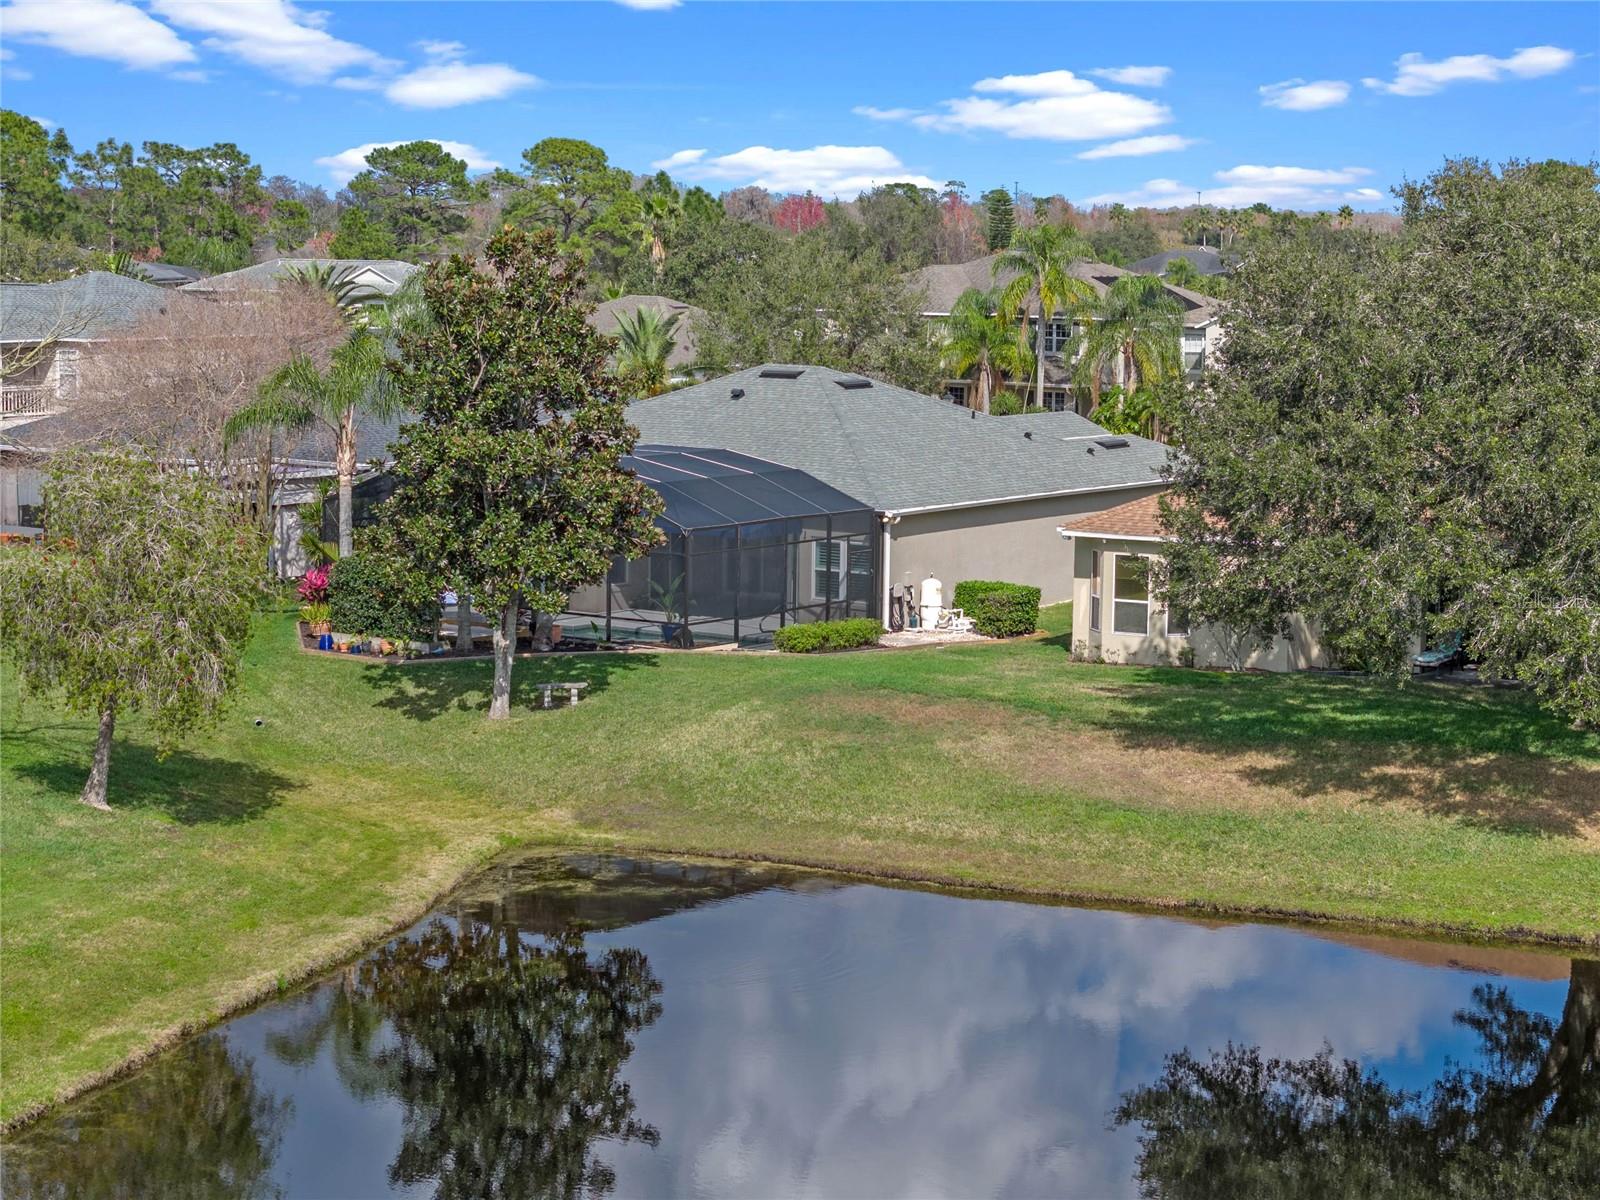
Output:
top-left (628, 364), bottom-right (1170, 513)
top-left (1, 271), bottom-right (179, 343)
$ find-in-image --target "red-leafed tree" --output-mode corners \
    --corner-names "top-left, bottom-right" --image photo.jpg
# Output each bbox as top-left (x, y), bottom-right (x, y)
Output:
top-left (773, 192), bottom-right (826, 234)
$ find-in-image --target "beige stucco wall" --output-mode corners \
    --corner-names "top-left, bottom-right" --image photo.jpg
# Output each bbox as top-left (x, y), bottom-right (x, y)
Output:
top-left (887, 484), bottom-right (1166, 606)
top-left (1068, 535), bottom-right (1329, 673)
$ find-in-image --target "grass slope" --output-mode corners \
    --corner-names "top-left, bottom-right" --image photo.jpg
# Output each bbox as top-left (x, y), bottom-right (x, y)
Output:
top-left (3, 604), bottom-right (1597, 1123)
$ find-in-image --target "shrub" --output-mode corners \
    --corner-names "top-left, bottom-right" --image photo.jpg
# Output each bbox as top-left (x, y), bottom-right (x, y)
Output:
top-left (773, 617), bottom-right (882, 654)
top-left (952, 580), bottom-right (1041, 638)
top-left (297, 565), bottom-right (329, 604)
top-left (327, 553), bottom-right (437, 641)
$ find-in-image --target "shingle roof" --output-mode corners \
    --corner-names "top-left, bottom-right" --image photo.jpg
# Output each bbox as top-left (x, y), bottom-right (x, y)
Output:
top-left (1128, 247), bottom-right (1233, 277)
top-left (906, 252), bottom-right (1219, 329)
top-left (628, 364), bottom-right (1170, 513)
top-left (0, 272), bottom-right (180, 343)
top-left (1055, 490), bottom-right (1171, 539)
top-left (587, 294), bottom-right (705, 369)
top-left (180, 258), bottom-right (420, 296)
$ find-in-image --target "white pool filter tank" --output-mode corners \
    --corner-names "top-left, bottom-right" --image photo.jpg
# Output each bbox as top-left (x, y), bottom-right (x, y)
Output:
top-left (919, 574), bottom-right (943, 631)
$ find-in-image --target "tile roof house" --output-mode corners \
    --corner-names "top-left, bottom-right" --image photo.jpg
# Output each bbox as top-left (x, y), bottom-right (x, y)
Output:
top-left (1056, 492), bottom-right (1330, 673)
top-left (587, 294), bottom-right (705, 372)
top-left (629, 363), bottom-right (1171, 608)
top-left (904, 253), bottom-right (1224, 410)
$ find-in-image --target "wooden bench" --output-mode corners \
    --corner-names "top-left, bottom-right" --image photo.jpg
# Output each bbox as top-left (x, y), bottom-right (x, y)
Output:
top-left (535, 681), bottom-right (589, 708)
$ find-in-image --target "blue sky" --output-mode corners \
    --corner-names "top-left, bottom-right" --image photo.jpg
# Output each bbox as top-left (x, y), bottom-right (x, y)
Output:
top-left (3, 1), bottom-right (1596, 210)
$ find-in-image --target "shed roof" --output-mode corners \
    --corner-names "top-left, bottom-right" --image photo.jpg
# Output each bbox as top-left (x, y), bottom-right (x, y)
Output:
top-left (628, 364), bottom-right (1169, 514)
top-left (0, 272), bottom-right (179, 343)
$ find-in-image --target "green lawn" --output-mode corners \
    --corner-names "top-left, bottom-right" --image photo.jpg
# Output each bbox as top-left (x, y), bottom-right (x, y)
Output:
top-left (4, 603), bottom-right (1598, 1124)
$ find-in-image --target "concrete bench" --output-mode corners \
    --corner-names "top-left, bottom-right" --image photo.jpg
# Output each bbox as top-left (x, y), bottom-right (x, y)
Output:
top-left (535, 681), bottom-right (589, 708)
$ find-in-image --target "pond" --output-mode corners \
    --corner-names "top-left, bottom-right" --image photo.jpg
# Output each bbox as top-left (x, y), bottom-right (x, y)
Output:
top-left (7, 854), bottom-right (1597, 1198)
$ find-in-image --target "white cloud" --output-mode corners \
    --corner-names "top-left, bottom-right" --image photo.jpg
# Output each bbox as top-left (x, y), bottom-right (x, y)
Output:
top-left (0, 0), bottom-right (196, 70)
top-left (416, 39), bottom-right (467, 60)
top-left (660, 144), bottom-right (941, 197)
top-left (868, 70), bottom-right (1171, 141)
top-left (1259, 78), bottom-right (1351, 111)
top-left (651, 148), bottom-right (708, 170)
top-left (1076, 134), bottom-right (1198, 159)
top-left (27, 114), bottom-right (57, 130)
top-left (853, 105), bottom-right (920, 122)
top-left (1363, 45), bottom-right (1576, 96)
top-left (385, 60), bottom-right (539, 108)
top-left (149, 0), bottom-right (391, 84)
top-left (613, 0), bottom-right (681, 8)
top-left (1088, 65), bottom-right (1172, 87)
top-left (315, 139), bottom-right (502, 184)
top-left (1080, 164), bottom-right (1381, 210)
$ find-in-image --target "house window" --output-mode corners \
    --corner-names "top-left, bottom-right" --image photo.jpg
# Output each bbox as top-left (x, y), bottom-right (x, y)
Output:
top-left (1042, 389), bottom-right (1069, 412)
top-left (946, 383), bottom-right (967, 405)
top-left (812, 539), bottom-right (872, 601)
top-left (1166, 604), bottom-right (1191, 638)
top-left (1112, 554), bottom-right (1150, 635)
top-left (1089, 549), bottom-right (1102, 632)
top-left (1183, 350), bottom-right (1205, 374)
top-left (1043, 319), bottom-right (1071, 353)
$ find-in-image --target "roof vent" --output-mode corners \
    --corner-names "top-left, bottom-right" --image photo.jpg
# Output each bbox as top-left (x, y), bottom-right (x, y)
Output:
top-left (1094, 436), bottom-right (1130, 449)
top-left (759, 367), bottom-right (804, 379)
top-left (834, 377), bottom-right (872, 390)
top-left (730, 388), bottom-right (745, 400)
top-left (1023, 431), bottom-right (1034, 440)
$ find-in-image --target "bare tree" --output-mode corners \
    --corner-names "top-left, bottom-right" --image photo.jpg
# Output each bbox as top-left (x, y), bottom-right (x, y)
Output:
top-left (74, 285), bottom-right (345, 525)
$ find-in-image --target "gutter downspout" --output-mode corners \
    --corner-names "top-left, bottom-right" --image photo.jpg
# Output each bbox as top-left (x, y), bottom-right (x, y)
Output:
top-left (880, 512), bottom-right (900, 629)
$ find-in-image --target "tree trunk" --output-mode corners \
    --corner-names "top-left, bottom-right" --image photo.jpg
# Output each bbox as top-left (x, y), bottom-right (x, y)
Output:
top-left (455, 593), bottom-right (474, 653)
top-left (488, 592), bottom-right (521, 720)
top-left (976, 357), bottom-right (992, 414)
top-left (1033, 298), bottom-right (1047, 409)
top-left (336, 407), bottom-right (358, 559)
top-left (80, 704), bottom-right (116, 810)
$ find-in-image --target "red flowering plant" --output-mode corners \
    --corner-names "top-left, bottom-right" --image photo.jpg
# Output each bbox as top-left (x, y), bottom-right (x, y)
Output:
top-left (297, 565), bottom-right (330, 604)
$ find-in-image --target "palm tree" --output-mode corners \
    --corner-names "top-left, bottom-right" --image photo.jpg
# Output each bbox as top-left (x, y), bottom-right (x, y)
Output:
top-left (287, 262), bottom-right (386, 317)
top-left (1163, 256), bottom-right (1203, 290)
top-left (994, 224), bottom-right (1096, 408)
top-left (640, 192), bottom-right (683, 277)
top-left (225, 332), bottom-right (394, 558)
top-left (938, 288), bottom-right (1034, 414)
top-left (1337, 204), bottom-right (1355, 230)
top-left (614, 307), bottom-right (680, 397)
top-left (1073, 275), bottom-right (1183, 416)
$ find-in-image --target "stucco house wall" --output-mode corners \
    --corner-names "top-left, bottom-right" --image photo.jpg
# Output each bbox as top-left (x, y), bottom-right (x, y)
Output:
top-left (1068, 535), bottom-right (1328, 672)
top-left (889, 484), bottom-right (1168, 606)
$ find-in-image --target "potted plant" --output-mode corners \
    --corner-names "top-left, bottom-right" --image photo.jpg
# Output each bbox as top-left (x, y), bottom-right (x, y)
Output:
top-left (648, 574), bottom-right (693, 648)
top-left (299, 601), bottom-right (332, 635)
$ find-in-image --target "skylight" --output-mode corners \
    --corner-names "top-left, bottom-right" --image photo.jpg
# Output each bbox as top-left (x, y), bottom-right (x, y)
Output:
top-left (759, 367), bottom-right (805, 379)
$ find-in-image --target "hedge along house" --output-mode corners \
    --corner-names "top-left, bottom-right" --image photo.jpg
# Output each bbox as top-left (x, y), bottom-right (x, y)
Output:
top-left (628, 365), bottom-right (1171, 619)
top-left (1058, 492), bottom-right (1329, 673)
top-left (558, 445), bottom-right (878, 647)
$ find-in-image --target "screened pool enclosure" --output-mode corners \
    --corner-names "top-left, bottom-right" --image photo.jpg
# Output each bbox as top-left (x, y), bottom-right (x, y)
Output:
top-left (560, 446), bottom-right (880, 647)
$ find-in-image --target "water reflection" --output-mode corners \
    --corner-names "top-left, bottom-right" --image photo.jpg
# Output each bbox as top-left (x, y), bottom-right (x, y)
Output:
top-left (1115, 960), bottom-right (1600, 1198)
top-left (5, 1035), bottom-right (288, 1200)
top-left (5, 855), bottom-right (1594, 1199)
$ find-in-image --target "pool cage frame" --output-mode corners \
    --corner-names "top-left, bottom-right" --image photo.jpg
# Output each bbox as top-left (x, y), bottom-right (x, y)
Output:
top-left (560, 446), bottom-right (881, 648)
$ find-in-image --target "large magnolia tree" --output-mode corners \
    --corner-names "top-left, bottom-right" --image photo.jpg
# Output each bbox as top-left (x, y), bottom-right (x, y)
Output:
top-left (0, 449), bottom-right (264, 808)
top-left (376, 226), bottom-right (663, 719)
top-left (1160, 159), bottom-right (1600, 727)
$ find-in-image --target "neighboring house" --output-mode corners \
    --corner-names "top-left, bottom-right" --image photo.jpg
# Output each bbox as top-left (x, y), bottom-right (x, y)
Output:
top-left (629, 363), bottom-right (1171, 611)
top-left (1057, 491), bottom-right (1329, 673)
top-left (1, 272), bottom-right (179, 533)
top-left (180, 258), bottom-right (420, 300)
top-left (906, 252), bottom-right (1224, 409)
top-left (587, 294), bottom-right (706, 377)
top-left (1127, 247), bottom-right (1233, 277)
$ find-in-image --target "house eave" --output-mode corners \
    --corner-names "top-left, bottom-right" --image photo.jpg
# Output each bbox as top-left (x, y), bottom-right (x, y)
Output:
top-left (883, 477), bottom-right (1164, 519)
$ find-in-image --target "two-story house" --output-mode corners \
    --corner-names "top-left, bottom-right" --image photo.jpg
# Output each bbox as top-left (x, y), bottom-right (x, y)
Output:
top-left (1, 271), bottom-right (178, 533)
top-left (905, 253), bottom-right (1224, 414)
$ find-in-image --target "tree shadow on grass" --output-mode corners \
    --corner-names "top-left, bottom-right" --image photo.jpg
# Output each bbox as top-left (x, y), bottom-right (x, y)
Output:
top-left (1080, 672), bottom-right (1600, 839)
top-left (358, 652), bottom-right (662, 723)
top-left (6, 728), bottom-right (294, 824)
